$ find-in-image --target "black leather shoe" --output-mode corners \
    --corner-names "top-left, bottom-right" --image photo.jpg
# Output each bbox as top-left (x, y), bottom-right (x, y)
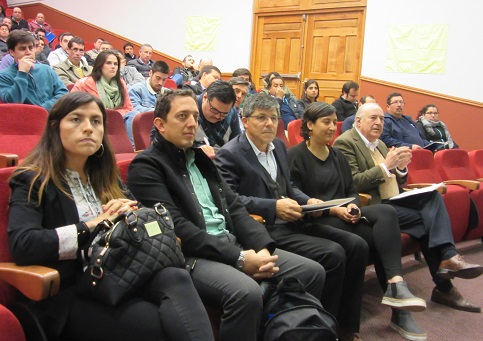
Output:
top-left (437, 254), bottom-right (483, 279)
top-left (390, 310), bottom-right (427, 341)
top-left (431, 287), bottom-right (481, 313)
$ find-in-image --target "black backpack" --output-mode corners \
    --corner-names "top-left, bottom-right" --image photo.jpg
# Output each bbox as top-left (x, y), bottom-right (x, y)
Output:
top-left (260, 277), bottom-right (338, 341)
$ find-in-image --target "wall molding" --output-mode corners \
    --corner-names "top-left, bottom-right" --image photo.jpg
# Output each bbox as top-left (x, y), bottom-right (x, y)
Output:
top-left (360, 76), bottom-right (483, 108)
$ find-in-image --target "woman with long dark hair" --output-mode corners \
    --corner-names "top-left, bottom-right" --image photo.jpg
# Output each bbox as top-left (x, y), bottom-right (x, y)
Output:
top-left (297, 79), bottom-right (319, 110)
top-left (287, 102), bottom-right (427, 340)
top-left (72, 50), bottom-right (133, 115)
top-left (8, 92), bottom-right (213, 341)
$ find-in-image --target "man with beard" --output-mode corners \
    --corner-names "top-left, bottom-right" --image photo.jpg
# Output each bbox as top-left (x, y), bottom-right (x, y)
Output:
top-left (126, 60), bottom-right (170, 142)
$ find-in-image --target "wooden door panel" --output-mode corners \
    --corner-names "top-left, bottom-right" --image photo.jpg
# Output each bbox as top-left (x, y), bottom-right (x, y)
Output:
top-left (252, 15), bottom-right (304, 95)
top-left (302, 11), bottom-right (364, 100)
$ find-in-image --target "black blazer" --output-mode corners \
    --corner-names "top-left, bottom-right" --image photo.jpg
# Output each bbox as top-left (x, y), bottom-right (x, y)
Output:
top-left (127, 133), bottom-right (276, 266)
top-left (215, 133), bottom-right (310, 225)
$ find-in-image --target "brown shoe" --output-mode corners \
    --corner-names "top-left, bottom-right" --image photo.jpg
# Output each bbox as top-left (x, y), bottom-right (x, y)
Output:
top-left (437, 254), bottom-right (483, 279)
top-left (431, 287), bottom-right (481, 313)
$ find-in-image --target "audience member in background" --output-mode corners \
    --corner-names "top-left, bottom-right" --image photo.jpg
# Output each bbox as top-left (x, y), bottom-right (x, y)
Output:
top-left (288, 102), bottom-right (427, 341)
top-left (415, 104), bottom-right (458, 151)
top-left (28, 12), bottom-right (53, 32)
top-left (125, 61), bottom-right (170, 142)
top-left (0, 5), bottom-right (5, 21)
top-left (127, 43), bottom-right (154, 78)
top-left (332, 80), bottom-right (359, 122)
top-left (48, 32), bottom-right (81, 67)
top-left (53, 37), bottom-right (92, 86)
top-left (115, 49), bottom-right (144, 87)
top-left (232, 68), bottom-right (257, 94)
top-left (34, 34), bottom-right (49, 65)
top-left (10, 7), bottom-right (28, 31)
top-left (381, 92), bottom-right (429, 149)
top-left (0, 23), bottom-right (8, 58)
top-left (99, 41), bottom-right (112, 52)
top-left (297, 79), bottom-right (319, 110)
top-left (8, 91), bottom-right (214, 341)
top-left (228, 77), bottom-right (250, 132)
top-left (260, 71), bottom-right (295, 98)
top-left (266, 75), bottom-right (303, 129)
top-left (182, 64), bottom-right (221, 95)
top-left (194, 80), bottom-right (239, 159)
top-left (85, 37), bottom-right (104, 61)
top-left (0, 30), bottom-right (67, 110)
top-left (333, 103), bottom-right (483, 321)
top-left (2, 17), bottom-right (12, 30)
top-left (123, 42), bottom-right (136, 61)
top-left (72, 50), bottom-right (133, 116)
top-left (197, 57), bottom-right (213, 73)
top-left (172, 54), bottom-right (197, 87)
top-left (341, 94), bottom-right (376, 133)
top-left (35, 28), bottom-right (51, 56)
top-left (215, 93), bottom-right (368, 341)
top-left (127, 89), bottom-right (325, 341)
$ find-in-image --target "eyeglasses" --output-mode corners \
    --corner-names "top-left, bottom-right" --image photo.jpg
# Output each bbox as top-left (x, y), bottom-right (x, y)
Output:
top-left (425, 112), bottom-right (439, 116)
top-left (390, 100), bottom-right (405, 105)
top-left (249, 114), bottom-right (279, 124)
top-left (208, 100), bottom-right (230, 117)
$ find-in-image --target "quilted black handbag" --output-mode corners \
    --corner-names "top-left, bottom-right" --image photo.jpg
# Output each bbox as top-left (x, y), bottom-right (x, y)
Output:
top-left (79, 203), bottom-right (185, 306)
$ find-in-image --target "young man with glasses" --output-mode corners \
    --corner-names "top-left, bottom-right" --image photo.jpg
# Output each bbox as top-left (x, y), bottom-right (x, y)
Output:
top-left (52, 36), bottom-right (92, 86)
top-left (381, 92), bottom-right (430, 149)
top-left (194, 80), bottom-right (240, 159)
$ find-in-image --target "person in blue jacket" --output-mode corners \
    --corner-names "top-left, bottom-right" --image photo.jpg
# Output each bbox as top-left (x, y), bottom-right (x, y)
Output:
top-left (0, 30), bottom-right (67, 110)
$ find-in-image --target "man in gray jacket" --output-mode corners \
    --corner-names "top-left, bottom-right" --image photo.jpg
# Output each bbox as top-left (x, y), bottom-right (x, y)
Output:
top-left (53, 37), bottom-right (92, 86)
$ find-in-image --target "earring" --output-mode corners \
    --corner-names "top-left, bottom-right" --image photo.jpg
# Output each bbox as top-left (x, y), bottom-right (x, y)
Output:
top-left (308, 130), bottom-right (313, 146)
top-left (95, 143), bottom-right (105, 157)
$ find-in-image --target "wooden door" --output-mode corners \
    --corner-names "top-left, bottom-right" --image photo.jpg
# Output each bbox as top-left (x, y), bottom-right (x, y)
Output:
top-left (251, 15), bottom-right (305, 95)
top-left (302, 10), bottom-right (365, 103)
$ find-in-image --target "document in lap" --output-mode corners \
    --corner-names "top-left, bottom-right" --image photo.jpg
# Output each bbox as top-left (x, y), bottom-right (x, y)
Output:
top-left (300, 197), bottom-right (355, 213)
top-left (389, 183), bottom-right (444, 201)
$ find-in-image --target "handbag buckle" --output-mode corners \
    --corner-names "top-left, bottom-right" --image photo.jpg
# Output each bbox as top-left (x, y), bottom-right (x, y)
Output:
top-left (91, 264), bottom-right (104, 280)
top-left (154, 203), bottom-right (167, 216)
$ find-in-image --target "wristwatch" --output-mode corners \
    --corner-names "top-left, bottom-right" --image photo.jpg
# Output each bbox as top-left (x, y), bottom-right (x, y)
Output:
top-left (236, 251), bottom-right (245, 271)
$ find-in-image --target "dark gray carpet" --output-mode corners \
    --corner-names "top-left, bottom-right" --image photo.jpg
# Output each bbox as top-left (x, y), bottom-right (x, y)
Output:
top-left (359, 240), bottom-right (483, 340)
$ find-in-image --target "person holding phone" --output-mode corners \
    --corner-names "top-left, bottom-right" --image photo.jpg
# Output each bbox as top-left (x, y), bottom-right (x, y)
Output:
top-left (287, 102), bottom-right (427, 341)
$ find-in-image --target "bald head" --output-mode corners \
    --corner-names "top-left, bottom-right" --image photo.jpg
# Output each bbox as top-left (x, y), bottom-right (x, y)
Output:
top-left (198, 57), bottom-right (213, 71)
top-left (12, 7), bottom-right (22, 21)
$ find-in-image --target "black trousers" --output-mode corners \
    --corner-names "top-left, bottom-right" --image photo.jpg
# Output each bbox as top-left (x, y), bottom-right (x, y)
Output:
top-left (384, 191), bottom-right (455, 292)
top-left (267, 221), bottom-right (368, 333)
top-left (187, 233), bottom-right (325, 341)
top-left (66, 267), bottom-right (214, 341)
top-left (314, 204), bottom-right (403, 292)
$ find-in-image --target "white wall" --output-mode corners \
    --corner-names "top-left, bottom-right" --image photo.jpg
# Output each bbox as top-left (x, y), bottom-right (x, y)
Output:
top-left (42, 0), bottom-right (481, 102)
top-left (41, 0), bottom-right (254, 73)
top-left (363, 0), bottom-right (482, 102)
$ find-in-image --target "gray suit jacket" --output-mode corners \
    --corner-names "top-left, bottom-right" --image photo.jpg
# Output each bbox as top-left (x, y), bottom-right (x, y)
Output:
top-left (332, 128), bottom-right (406, 204)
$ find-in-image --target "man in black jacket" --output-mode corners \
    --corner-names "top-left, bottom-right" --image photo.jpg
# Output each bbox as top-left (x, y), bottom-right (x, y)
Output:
top-left (127, 89), bottom-right (325, 341)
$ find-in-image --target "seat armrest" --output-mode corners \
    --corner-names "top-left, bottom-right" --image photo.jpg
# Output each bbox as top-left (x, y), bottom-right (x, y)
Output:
top-left (250, 214), bottom-right (265, 224)
top-left (0, 262), bottom-right (60, 301)
top-left (443, 180), bottom-right (480, 191)
top-left (0, 154), bottom-right (18, 168)
top-left (406, 183), bottom-right (447, 194)
top-left (358, 193), bottom-right (371, 206)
